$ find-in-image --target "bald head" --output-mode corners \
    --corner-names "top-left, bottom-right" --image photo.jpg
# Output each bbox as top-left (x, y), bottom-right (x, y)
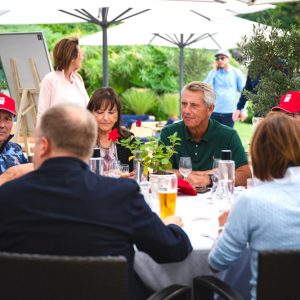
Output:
top-left (39, 104), bottom-right (97, 159)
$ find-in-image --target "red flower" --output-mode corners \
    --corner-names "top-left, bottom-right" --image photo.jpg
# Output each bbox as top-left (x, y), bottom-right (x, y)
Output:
top-left (136, 119), bottom-right (142, 127)
top-left (108, 128), bottom-right (120, 142)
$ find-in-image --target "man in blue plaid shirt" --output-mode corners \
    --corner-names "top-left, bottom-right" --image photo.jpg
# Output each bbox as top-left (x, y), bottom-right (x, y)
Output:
top-left (0, 93), bottom-right (28, 174)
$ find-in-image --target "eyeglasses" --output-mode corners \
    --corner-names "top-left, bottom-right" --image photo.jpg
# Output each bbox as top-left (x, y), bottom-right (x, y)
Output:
top-left (215, 56), bottom-right (226, 61)
top-left (285, 112), bottom-right (300, 118)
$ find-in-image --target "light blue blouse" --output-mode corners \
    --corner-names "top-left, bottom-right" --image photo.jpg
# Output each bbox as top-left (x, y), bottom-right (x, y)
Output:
top-left (209, 166), bottom-right (300, 299)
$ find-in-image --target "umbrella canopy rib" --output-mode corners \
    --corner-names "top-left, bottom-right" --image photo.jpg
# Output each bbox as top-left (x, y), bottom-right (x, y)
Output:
top-left (60, 7), bottom-right (150, 86)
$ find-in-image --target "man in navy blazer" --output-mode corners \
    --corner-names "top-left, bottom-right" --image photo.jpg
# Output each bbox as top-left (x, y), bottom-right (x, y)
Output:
top-left (0, 104), bottom-right (192, 300)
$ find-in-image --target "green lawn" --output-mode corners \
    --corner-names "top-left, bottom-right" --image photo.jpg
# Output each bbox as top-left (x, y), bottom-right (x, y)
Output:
top-left (234, 122), bottom-right (253, 152)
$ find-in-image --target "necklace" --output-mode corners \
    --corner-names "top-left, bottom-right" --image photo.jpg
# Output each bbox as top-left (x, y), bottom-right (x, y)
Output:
top-left (97, 139), bottom-right (112, 150)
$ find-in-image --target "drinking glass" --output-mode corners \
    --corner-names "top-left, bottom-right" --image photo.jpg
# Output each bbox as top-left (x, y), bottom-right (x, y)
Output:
top-left (108, 160), bottom-right (121, 178)
top-left (139, 181), bottom-right (152, 208)
top-left (179, 157), bottom-right (192, 180)
top-left (211, 179), bottom-right (233, 213)
top-left (89, 157), bottom-right (104, 176)
top-left (211, 158), bottom-right (220, 186)
top-left (157, 173), bottom-right (177, 219)
top-left (120, 164), bottom-right (129, 175)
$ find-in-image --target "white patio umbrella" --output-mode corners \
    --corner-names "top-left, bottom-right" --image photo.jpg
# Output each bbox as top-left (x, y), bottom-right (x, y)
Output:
top-left (0, 6), bottom-right (152, 87)
top-left (235, 0), bottom-right (299, 4)
top-left (80, 14), bottom-right (267, 105)
top-left (58, 1), bottom-right (270, 86)
top-left (0, 1), bottom-right (274, 87)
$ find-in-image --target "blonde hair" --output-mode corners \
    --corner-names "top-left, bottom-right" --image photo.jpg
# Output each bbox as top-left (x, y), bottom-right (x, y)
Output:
top-left (40, 104), bottom-right (97, 158)
top-left (251, 112), bottom-right (300, 181)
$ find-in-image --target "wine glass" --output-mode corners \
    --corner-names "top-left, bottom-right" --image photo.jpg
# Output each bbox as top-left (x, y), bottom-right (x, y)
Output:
top-left (179, 157), bottom-right (192, 180)
top-left (211, 158), bottom-right (220, 187)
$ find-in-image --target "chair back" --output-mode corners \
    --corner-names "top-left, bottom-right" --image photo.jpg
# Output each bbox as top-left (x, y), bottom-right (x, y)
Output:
top-left (193, 275), bottom-right (244, 300)
top-left (0, 252), bottom-right (128, 300)
top-left (257, 250), bottom-right (300, 300)
top-left (147, 284), bottom-right (191, 300)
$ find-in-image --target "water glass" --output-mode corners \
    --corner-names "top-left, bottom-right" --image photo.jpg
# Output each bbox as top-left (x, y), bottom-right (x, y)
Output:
top-left (211, 158), bottom-right (220, 185)
top-left (211, 179), bottom-right (233, 212)
top-left (89, 157), bottom-right (104, 176)
top-left (108, 160), bottom-right (121, 178)
top-left (139, 181), bottom-right (152, 208)
top-left (120, 164), bottom-right (129, 175)
top-left (179, 157), bottom-right (192, 180)
top-left (157, 173), bottom-right (177, 219)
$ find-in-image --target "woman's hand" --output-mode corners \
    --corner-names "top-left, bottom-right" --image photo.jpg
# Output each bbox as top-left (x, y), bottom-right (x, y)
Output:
top-left (120, 171), bottom-right (134, 179)
top-left (218, 210), bottom-right (229, 227)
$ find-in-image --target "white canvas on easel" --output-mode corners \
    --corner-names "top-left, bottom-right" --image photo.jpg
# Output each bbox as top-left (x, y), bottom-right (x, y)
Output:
top-left (0, 32), bottom-right (52, 155)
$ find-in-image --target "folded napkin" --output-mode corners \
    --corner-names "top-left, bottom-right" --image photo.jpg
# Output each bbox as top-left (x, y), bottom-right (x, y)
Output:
top-left (177, 178), bottom-right (197, 196)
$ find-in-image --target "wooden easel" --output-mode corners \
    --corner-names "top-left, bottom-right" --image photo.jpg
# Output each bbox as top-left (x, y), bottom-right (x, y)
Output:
top-left (10, 58), bottom-right (40, 156)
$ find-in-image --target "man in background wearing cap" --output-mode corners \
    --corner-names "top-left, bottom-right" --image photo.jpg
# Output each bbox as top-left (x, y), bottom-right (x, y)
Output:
top-left (204, 49), bottom-right (245, 128)
top-left (0, 93), bottom-right (28, 174)
top-left (272, 91), bottom-right (300, 121)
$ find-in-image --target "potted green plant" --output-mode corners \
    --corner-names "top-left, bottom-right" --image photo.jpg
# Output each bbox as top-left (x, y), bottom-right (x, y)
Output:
top-left (119, 129), bottom-right (181, 192)
top-left (238, 22), bottom-right (300, 117)
top-left (119, 130), bottom-right (181, 176)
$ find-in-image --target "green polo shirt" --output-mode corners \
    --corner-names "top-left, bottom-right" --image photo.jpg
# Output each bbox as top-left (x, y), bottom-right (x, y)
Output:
top-left (160, 119), bottom-right (248, 171)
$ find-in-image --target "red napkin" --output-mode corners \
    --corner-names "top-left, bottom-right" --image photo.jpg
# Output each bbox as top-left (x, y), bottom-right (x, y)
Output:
top-left (177, 177), bottom-right (197, 196)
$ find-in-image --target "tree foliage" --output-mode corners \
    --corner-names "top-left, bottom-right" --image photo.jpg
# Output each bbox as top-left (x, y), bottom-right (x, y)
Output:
top-left (240, 3), bottom-right (300, 29)
top-left (239, 21), bottom-right (300, 117)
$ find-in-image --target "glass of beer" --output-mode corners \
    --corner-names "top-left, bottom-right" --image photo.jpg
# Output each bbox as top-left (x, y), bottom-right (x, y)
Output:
top-left (157, 173), bottom-right (177, 219)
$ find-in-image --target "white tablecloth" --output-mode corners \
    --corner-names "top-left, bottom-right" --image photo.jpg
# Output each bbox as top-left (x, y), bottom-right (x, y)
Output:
top-left (134, 192), bottom-right (251, 299)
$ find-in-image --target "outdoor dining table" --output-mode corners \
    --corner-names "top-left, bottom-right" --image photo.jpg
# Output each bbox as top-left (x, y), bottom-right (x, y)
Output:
top-left (134, 191), bottom-right (252, 299)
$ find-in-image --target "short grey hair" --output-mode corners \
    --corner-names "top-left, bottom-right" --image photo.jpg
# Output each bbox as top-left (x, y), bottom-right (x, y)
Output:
top-left (40, 103), bottom-right (97, 158)
top-left (181, 81), bottom-right (215, 107)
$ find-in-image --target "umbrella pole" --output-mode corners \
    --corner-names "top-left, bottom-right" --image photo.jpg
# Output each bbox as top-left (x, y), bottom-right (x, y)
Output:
top-left (102, 25), bottom-right (108, 87)
top-left (179, 34), bottom-right (184, 119)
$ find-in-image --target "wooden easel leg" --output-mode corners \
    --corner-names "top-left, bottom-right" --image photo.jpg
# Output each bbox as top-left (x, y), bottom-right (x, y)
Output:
top-left (14, 89), bottom-right (28, 143)
top-left (10, 58), bottom-right (40, 156)
top-left (22, 117), bottom-right (30, 156)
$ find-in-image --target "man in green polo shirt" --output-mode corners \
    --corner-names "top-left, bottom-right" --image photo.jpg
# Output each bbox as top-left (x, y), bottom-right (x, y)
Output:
top-left (160, 81), bottom-right (251, 187)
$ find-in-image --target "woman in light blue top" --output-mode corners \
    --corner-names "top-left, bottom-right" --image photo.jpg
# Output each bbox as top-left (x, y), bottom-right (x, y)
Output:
top-left (209, 112), bottom-right (300, 300)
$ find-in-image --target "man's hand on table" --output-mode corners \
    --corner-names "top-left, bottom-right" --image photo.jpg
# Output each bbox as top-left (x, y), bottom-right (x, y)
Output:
top-left (0, 163), bottom-right (34, 186)
top-left (187, 170), bottom-right (211, 188)
top-left (163, 216), bottom-right (184, 227)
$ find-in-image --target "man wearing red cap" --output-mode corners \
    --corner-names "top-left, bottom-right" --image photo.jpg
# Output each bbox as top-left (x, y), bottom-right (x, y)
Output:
top-left (272, 91), bottom-right (300, 121)
top-left (0, 93), bottom-right (28, 174)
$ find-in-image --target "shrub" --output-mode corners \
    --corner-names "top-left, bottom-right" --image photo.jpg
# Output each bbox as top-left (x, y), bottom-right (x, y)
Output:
top-left (121, 88), bottom-right (157, 115)
top-left (239, 21), bottom-right (300, 117)
top-left (159, 93), bottom-right (179, 118)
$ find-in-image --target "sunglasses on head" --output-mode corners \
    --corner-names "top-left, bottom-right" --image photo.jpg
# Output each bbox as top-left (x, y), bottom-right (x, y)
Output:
top-left (215, 56), bottom-right (226, 61)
